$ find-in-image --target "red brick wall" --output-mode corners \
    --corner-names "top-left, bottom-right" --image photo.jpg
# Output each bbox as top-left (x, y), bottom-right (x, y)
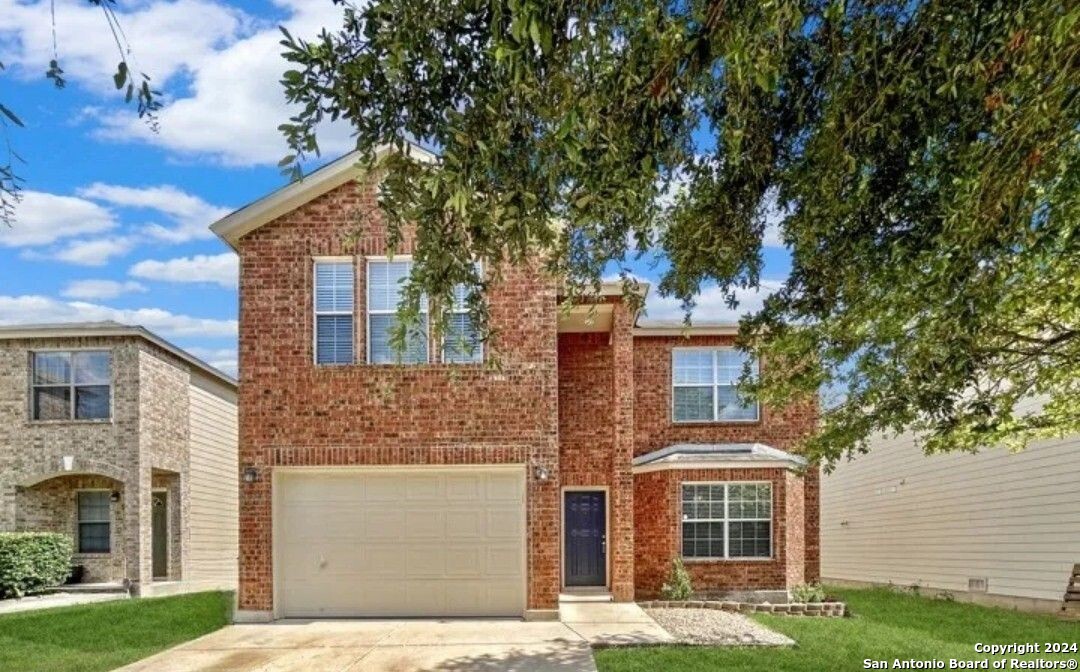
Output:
top-left (631, 334), bottom-right (820, 595)
top-left (557, 306), bottom-right (635, 600)
top-left (633, 334), bottom-right (817, 455)
top-left (236, 179), bottom-right (561, 613)
top-left (633, 467), bottom-right (803, 597)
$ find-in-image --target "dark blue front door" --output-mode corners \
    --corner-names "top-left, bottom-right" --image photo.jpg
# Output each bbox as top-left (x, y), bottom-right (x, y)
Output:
top-left (565, 491), bottom-right (606, 587)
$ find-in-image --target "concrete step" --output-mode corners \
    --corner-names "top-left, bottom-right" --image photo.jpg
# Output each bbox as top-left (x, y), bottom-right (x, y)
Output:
top-left (46, 582), bottom-right (128, 595)
top-left (559, 591), bottom-right (614, 603)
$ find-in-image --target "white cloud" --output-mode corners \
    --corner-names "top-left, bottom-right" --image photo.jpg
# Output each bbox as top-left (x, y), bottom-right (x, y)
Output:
top-left (0, 0), bottom-right (250, 91)
top-left (0, 294), bottom-right (237, 338)
top-left (642, 279), bottom-right (786, 323)
top-left (61, 279), bottom-right (148, 300)
top-left (87, 1), bottom-right (355, 165)
top-left (184, 345), bottom-right (238, 376)
top-left (77, 183), bottom-right (230, 242)
top-left (1, 191), bottom-right (116, 247)
top-left (129, 253), bottom-right (238, 288)
top-left (44, 236), bottom-right (138, 266)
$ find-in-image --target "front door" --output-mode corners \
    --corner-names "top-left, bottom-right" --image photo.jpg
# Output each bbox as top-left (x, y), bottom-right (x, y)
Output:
top-left (564, 491), bottom-right (606, 587)
top-left (151, 492), bottom-right (167, 579)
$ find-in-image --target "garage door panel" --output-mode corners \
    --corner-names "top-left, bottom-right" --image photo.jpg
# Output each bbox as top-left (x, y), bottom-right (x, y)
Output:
top-left (405, 473), bottom-right (446, 500)
top-left (445, 547), bottom-right (483, 576)
top-left (446, 473), bottom-right (484, 500)
top-left (487, 509), bottom-right (523, 538)
top-left (281, 505), bottom-right (368, 539)
top-left (362, 509), bottom-right (405, 538)
top-left (487, 472), bottom-right (524, 500)
top-left (277, 468), bottom-right (526, 618)
top-left (405, 510), bottom-right (445, 538)
top-left (486, 546), bottom-right (524, 575)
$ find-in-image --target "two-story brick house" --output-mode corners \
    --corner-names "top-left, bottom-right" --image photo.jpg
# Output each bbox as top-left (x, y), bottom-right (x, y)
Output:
top-left (0, 322), bottom-right (238, 597)
top-left (212, 146), bottom-right (818, 622)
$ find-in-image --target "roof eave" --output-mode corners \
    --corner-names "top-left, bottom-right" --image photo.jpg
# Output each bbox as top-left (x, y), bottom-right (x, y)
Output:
top-left (209, 143), bottom-right (438, 249)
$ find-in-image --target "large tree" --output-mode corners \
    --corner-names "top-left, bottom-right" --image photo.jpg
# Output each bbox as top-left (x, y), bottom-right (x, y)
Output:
top-left (279, 0), bottom-right (1079, 465)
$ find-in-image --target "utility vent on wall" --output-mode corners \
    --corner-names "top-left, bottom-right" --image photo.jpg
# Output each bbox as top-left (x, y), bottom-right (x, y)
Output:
top-left (968, 577), bottom-right (989, 593)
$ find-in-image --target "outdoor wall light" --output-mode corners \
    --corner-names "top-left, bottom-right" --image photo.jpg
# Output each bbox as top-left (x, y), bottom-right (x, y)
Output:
top-left (533, 465), bottom-right (550, 482)
top-left (242, 467), bottom-right (260, 484)
top-left (109, 491), bottom-right (121, 503)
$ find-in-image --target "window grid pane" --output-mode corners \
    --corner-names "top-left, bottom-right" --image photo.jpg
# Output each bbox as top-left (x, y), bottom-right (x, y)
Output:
top-left (673, 386), bottom-right (714, 422)
top-left (75, 386), bottom-right (110, 420)
top-left (34, 387), bottom-right (71, 420)
top-left (672, 348), bottom-right (759, 422)
top-left (34, 352), bottom-right (71, 384)
top-left (315, 315), bottom-right (354, 365)
top-left (314, 262), bottom-right (354, 313)
top-left (442, 312), bottom-right (482, 364)
top-left (73, 351), bottom-right (111, 385)
top-left (682, 483), bottom-right (772, 560)
top-left (369, 314), bottom-right (429, 364)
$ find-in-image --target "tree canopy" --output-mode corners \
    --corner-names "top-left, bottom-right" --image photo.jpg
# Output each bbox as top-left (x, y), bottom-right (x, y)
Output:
top-left (279, 0), bottom-right (1079, 465)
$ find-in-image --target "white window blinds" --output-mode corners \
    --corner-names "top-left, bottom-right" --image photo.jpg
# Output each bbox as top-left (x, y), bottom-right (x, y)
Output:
top-left (314, 261), bottom-right (354, 365)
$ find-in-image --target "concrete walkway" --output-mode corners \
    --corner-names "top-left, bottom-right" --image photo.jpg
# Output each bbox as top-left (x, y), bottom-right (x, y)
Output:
top-left (117, 603), bottom-right (672, 671)
top-left (559, 602), bottom-right (676, 647)
top-left (0, 591), bottom-right (128, 616)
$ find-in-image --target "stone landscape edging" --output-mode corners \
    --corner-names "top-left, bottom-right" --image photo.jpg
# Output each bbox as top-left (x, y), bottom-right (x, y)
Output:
top-left (638, 599), bottom-right (847, 617)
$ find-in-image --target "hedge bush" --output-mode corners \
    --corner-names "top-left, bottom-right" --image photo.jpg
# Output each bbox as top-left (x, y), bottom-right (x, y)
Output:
top-left (0, 532), bottom-right (73, 598)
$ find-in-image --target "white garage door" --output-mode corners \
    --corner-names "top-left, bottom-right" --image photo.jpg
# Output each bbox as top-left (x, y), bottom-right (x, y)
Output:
top-left (275, 467), bottom-right (526, 618)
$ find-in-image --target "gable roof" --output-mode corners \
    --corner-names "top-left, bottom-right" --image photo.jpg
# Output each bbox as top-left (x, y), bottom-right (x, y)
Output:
top-left (0, 321), bottom-right (237, 388)
top-left (210, 143), bottom-right (438, 250)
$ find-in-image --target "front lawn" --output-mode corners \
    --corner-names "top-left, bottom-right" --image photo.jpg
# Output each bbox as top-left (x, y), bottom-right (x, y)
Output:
top-left (596, 587), bottom-right (1080, 671)
top-left (0, 591), bottom-right (231, 672)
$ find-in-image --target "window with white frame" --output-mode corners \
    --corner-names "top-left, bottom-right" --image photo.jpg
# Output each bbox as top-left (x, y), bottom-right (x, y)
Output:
top-left (367, 259), bottom-right (428, 364)
top-left (32, 351), bottom-right (112, 421)
top-left (442, 279), bottom-right (483, 364)
top-left (681, 482), bottom-right (772, 559)
top-left (672, 348), bottom-right (759, 422)
top-left (314, 260), bottom-right (355, 365)
top-left (77, 491), bottom-right (111, 553)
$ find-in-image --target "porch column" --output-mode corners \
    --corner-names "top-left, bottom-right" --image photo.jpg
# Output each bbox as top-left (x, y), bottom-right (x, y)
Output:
top-left (610, 302), bottom-right (635, 601)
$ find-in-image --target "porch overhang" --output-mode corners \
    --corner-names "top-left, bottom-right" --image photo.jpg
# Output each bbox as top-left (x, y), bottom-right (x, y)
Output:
top-left (631, 442), bottom-right (807, 474)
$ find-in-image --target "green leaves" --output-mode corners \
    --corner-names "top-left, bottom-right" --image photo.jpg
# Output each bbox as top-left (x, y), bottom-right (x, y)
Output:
top-left (279, 0), bottom-right (1080, 462)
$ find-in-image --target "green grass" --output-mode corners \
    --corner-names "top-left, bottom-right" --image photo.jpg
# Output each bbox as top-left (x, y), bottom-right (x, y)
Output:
top-left (0, 591), bottom-right (231, 672)
top-left (596, 587), bottom-right (1080, 671)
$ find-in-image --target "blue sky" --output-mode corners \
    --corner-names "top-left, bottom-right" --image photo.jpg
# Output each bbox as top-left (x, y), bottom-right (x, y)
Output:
top-left (1, 0), bottom-right (791, 377)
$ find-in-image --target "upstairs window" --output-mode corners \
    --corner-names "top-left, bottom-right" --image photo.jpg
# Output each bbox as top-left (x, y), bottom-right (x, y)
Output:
top-left (682, 482), bottom-right (772, 559)
top-left (442, 280), bottom-right (483, 364)
top-left (314, 260), bottom-right (355, 365)
top-left (672, 348), bottom-right (759, 422)
top-left (32, 351), bottom-right (112, 421)
top-left (367, 259), bottom-right (429, 364)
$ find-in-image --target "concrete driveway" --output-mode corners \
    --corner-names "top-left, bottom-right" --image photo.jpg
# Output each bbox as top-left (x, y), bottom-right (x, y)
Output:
top-left (117, 604), bottom-right (672, 671)
top-left (118, 620), bottom-right (593, 672)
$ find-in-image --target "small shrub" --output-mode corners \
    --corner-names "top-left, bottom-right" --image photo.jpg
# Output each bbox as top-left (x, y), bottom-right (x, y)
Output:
top-left (0, 532), bottom-right (73, 598)
top-left (791, 582), bottom-right (826, 603)
top-left (660, 557), bottom-right (693, 601)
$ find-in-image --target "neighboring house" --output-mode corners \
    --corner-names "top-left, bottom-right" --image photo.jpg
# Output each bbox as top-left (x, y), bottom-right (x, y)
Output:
top-left (0, 322), bottom-right (239, 597)
top-left (821, 421), bottom-right (1080, 614)
top-left (210, 146), bottom-right (819, 622)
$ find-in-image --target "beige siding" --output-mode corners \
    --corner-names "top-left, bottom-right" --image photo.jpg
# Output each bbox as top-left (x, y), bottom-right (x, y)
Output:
top-left (821, 431), bottom-right (1080, 603)
top-left (186, 372), bottom-right (238, 587)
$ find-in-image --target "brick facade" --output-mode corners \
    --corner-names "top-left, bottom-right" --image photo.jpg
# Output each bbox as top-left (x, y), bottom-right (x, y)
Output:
top-left (232, 177), bottom-right (819, 615)
top-left (0, 333), bottom-right (233, 595)
top-left (236, 179), bottom-right (560, 614)
top-left (632, 333), bottom-right (820, 593)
